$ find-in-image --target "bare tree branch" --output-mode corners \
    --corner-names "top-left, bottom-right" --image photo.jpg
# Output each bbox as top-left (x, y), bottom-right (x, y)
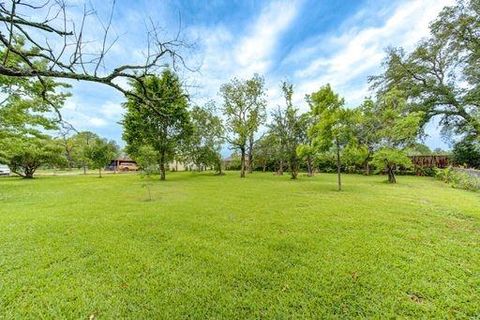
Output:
top-left (0, 0), bottom-right (194, 117)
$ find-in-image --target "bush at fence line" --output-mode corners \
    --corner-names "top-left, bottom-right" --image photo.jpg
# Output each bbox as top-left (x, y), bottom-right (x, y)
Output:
top-left (434, 166), bottom-right (480, 191)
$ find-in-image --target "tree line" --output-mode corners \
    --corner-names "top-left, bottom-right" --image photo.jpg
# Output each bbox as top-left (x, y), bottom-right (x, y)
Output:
top-left (0, 0), bottom-right (478, 186)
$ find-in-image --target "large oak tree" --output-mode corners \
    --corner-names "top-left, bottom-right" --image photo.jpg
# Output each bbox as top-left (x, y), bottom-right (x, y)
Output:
top-left (371, 0), bottom-right (480, 140)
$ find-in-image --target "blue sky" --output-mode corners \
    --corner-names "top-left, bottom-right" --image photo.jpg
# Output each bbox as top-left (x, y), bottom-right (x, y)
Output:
top-left (61, 0), bottom-right (454, 151)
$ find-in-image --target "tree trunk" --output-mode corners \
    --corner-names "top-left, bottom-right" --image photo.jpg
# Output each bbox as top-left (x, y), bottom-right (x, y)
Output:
top-left (262, 163), bottom-right (266, 172)
top-left (291, 167), bottom-right (297, 179)
top-left (159, 150), bottom-right (166, 181)
top-left (66, 153), bottom-right (73, 171)
top-left (336, 137), bottom-right (342, 191)
top-left (307, 156), bottom-right (313, 177)
top-left (83, 163), bottom-right (87, 175)
top-left (23, 166), bottom-right (35, 179)
top-left (98, 168), bottom-right (102, 178)
top-left (240, 147), bottom-right (246, 178)
top-left (387, 165), bottom-right (397, 183)
top-left (289, 158), bottom-right (297, 180)
top-left (278, 159), bottom-right (284, 175)
top-left (363, 152), bottom-right (371, 175)
top-left (247, 135), bottom-right (254, 173)
top-left (217, 159), bottom-right (223, 175)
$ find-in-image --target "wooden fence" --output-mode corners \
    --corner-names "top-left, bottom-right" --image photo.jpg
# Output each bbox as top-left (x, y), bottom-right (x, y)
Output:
top-left (409, 155), bottom-right (450, 169)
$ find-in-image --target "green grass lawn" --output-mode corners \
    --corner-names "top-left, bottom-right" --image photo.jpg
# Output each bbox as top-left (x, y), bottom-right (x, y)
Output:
top-left (0, 172), bottom-right (479, 319)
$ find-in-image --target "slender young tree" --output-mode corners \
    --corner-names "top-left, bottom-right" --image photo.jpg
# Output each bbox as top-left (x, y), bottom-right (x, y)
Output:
top-left (296, 112), bottom-right (317, 177)
top-left (352, 99), bottom-right (381, 175)
top-left (269, 106), bottom-right (287, 175)
top-left (188, 103), bottom-right (225, 174)
top-left (84, 137), bottom-right (119, 178)
top-left (308, 84), bottom-right (356, 190)
top-left (269, 81), bottom-right (304, 179)
top-left (220, 74), bottom-right (266, 178)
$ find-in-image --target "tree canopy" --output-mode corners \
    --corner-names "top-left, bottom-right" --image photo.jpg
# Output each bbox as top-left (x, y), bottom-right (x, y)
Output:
top-left (220, 74), bottom-right (266, 178)
top-left (187, 103), bottom-right (225, 174)
top-left (371, 0), bottom-right (480, 140)
top-left (123, 70), bottom-right (192, 180)
top-left (308, 84), bottom-right (356, 190)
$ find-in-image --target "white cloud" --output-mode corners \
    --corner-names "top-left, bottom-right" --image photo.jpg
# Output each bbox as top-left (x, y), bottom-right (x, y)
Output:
top-left (60, 97), bottom-right (120, 131)
top-left (287, 0), bottom-right (455, 107)
top-left (234, 0), bottom-right (300, 77)
top-left (187, 0), bottom-right (454, 119)
top-left (99, 101), bottom-right (124, 121)
top-left (187, 0), bottom-right (301, 103)
top-left (88, 117), bottom-right (107, 127)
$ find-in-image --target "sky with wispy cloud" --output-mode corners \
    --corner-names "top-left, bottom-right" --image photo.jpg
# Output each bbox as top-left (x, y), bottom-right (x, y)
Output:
top-left (62, 0), bottom-right (455, 151)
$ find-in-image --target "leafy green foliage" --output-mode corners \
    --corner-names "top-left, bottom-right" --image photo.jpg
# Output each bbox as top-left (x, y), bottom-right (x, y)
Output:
top-left (371, 148), bottom-right (412, 183)
top-left (342, 144), bottom-right (370, 173)
top-left (0, 42), bottom-right (70, 179)
top-left (0, 40), bottom-right (70, 141)
top-left (296, 144), bottom-right (317, 175)
top-left (371, 0), bottom-right (480, 138)
top-left (220, 74), bottom-right (266, 177)
top-left (187, 104), bottom-right (224, 174)
top-left (84, 138), bottom-right (119, 178)
top-left (295, 112), bottom-right (317, 176)
top-left (452, 137), bottom-right (480, 168)
top-left (364, 89), bottom-right (423, 183)
top-left (309, 85), bottom-right (356, 152)
top-left (123, 70), bottom-right (192, 180)
top-left (405, 143), bottom-right (432, 156)
top-left (60, 131), bottom-right (101, 172)
top-left (252, 133), bottom-right (278, 171)
top-left (0, 136), bottom-right (65, 178)
top-left (435, 166), bottom-right (480, 191)
top-left (308, 84), bottom-right (356, 189)
top-left (268, 82), bottom-right (305, 179)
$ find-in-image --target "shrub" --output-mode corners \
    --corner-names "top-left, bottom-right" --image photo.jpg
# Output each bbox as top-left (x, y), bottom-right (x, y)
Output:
top-left (435, 167), bottom-right (480, 191)
top-left (452, 137), bottom-right (480, 169)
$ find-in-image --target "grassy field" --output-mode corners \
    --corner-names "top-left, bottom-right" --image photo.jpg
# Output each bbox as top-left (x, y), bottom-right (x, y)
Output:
top-left (0, 172), bottom-right (479, 319)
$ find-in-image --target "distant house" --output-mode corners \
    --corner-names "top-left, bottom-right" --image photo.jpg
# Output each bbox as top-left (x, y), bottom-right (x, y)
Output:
top-left (223, 154), bottom-right (249, 170)
top-left (170, 160), bottom-right (206, 171)
top-left (223, 156), bottom-right (234, 169)
top-left (107, 156), bottom-right (196, 173)
top-left (107, 156), bottom-right (139, 172)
